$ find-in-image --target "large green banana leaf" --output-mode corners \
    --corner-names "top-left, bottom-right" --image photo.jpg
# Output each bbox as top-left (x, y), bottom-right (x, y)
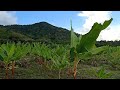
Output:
top-left (75, 18), bottom-right (113, 53)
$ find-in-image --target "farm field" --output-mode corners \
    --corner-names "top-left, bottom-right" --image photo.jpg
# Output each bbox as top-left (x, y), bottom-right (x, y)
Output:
top-left (0, 42), bottom-right (120, 79)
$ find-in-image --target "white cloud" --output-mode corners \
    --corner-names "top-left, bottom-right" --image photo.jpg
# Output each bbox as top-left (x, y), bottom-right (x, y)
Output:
top-left (77, 11), bottom-right (120, 41)
top-left (78, 11), bottom-right (112, 30)
top-left (97, 25), bottom-right (120, 41)
top-left (0, 11), bottom-right (17, 25)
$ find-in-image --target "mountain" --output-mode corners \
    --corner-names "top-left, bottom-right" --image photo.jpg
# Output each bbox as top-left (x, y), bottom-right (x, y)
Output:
top-left (0, 27), bottom-right (34, 43)
top-left (0, 22), bottom-right (73, 44)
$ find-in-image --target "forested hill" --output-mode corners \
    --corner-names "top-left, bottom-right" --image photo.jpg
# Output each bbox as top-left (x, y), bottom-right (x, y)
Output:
top-left (0, 22), bottom-right (120, 46)
top-left (0, 22), bottom-right (73, 44)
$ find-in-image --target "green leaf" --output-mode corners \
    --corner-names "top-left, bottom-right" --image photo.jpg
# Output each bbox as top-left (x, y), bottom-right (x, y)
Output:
top-left (71, 20), bottom-right (81, 48)
top-left (70, 47), bottom-right (77, 62)
top-left (76, 18), bottom-right (113, 53)
top-left (0, 47), bottom-right (7, 60)
top-left (89, 46), bottom-right (107, 55)
top-left (102, 18), bottom-right (113, 30)
top-left (0, 55), bottom-right (3, 61)
top-left (8, 43), bottom-right (15, 59)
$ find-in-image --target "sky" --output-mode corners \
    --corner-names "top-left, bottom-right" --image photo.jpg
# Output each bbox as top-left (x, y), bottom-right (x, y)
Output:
top-left (0, 11), bottom-right (120, 41)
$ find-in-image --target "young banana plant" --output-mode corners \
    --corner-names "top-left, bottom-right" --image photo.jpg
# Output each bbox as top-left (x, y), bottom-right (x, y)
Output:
top-left (0, 42), bottom-right (15, 79)
top-left (50, 45), bottom-right (69, 79)
top-left (95, 67), bottom-right (112, 79)
top-left (33, 42), bottom-right (52, 65)
top-left (0, 42), bottom-right (31, 79)
top-left (10, 42), bottom-right (31, 78)
top-left (70, 18), bottom-right (113, 79)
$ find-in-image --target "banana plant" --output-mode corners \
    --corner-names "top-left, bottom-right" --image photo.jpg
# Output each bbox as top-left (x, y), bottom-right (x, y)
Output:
top-left (33, 42), bottom-right (52, 62)
top-left (0, 42), bottom-right (15, 79)
top-left (40, 44), bottom-right (52, 60)
top-left (93, 67), bottom-right (112, 79)
top-left (10, 42), bottom-right (31, 78)
top-left (70, 18), bottom-right (113, 79)
top-left (50, 45), bottom-right (70, 79)
top-left (0, 42), bottom-right (31, 79)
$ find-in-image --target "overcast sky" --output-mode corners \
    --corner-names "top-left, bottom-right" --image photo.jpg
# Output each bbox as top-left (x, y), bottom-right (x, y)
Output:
top-left (0, 11), bottom-right (120, 41)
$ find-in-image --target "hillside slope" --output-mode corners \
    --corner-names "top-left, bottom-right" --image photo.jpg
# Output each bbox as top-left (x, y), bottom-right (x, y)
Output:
top-left (0, 22), bottom-right (72, 44)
